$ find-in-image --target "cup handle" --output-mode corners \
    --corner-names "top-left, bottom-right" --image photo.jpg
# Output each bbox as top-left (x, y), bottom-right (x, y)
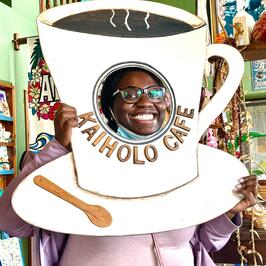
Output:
top-left (197, 44), bottom-right (244, 140)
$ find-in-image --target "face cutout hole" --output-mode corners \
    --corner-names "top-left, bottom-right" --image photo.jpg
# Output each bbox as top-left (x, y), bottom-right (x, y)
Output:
top-left (95, 64), bottom-right (175, 144)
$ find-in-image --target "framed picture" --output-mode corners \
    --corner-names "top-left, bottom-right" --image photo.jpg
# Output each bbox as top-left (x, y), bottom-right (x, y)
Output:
top-left (244, 61), bottom-right (266, 100)
top-left (246, 100), bottom-right (266, 173)
top-left (251, 59), bottom-right (266, 91)
top-left (216, 0), bottom-right (265, 38)
top-left (216, 0), bottom-right (237, 38)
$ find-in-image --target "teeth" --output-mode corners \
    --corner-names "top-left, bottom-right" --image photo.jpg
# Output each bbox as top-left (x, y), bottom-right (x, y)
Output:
top-left (133, 114), bottom-right (154, 120)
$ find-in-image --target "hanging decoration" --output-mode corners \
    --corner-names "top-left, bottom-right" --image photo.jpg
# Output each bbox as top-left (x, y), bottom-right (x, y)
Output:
top-left (27, 37), bottom-right (60, 152)
top-left (201, 1), bottom-right (266, 263)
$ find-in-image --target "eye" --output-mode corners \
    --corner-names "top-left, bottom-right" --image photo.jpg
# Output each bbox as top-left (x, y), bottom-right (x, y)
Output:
top-left (148, 87), bottom-right (165, 99)
top-left (136, 89), bottom-right (142, 97)
top-left (121, 91), bottom-right (129, 98)
top-left (123, 87), bottom-right (140, 99)
top-left (128, 93), bottom-right (138, 99)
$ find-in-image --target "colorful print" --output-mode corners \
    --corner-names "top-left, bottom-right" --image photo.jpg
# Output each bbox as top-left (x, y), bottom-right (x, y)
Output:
top-left (28, 39), bottom-right (60, 120)
top-left (29, 132), bottom-right (54, 153)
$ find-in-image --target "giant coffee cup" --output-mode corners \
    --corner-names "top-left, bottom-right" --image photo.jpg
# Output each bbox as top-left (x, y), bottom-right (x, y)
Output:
top-left (37, 0), bottom-right (244, 198)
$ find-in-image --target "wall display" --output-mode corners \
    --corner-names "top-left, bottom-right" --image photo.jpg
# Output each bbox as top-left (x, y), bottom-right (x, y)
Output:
top-left (27, 37), bottom-right (60, 152)
top-left (0, 81), bottom-right (19, 265)
top-left (245, 60), bottom-right (266, 100)
top-left (246, 101), bottom-right (266, 169)
top-left (0, 81), bottom-right (16, 186)
top-left (13, 0), bottom-right (247, 236)
top-left (0, 90), bottom-right (10, 117)
top-left (251, 59), bottom-right (266, 91)
top-left (216, 0), bottom-right (265, 38)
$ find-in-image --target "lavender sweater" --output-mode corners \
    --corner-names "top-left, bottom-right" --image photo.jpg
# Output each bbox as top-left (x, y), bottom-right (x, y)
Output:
top-left (0, 139), bottom-right (241, 266)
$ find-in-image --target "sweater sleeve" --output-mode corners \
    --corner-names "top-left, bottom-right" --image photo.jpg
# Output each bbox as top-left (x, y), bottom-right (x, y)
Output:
top-left (0, 139), bottom-right (69, 238)
top-left (197, 213), bottom-right (242, 252)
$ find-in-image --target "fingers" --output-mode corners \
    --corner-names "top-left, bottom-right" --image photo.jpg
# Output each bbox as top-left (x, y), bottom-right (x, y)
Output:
top-left (54, 103), bottom-right (78, 149)
top-left (232, 175), bottom-right (258, 210)
top-left (55, 103), bottom-right (78, 128)
top-left (234, 175), bottom-right (258, 194)
top-left (239, 189), bottom-right (257, 208)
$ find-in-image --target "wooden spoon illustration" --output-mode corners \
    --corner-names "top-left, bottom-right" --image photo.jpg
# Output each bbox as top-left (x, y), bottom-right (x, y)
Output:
top-left (34, 175), bottom-right (112, 228)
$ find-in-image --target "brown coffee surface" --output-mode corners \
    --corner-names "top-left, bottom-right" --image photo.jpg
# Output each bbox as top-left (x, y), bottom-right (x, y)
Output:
top-left (53, 9), bottom-right (194, 37)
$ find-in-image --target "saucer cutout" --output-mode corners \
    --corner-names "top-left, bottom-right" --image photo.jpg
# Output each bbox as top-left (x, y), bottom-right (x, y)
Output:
top-left (12, 144), bottom-right (248, 236)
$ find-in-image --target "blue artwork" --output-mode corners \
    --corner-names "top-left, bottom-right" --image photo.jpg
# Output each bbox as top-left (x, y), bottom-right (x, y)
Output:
top-left (251, 60), bottom-right (266, 91)
top-left (223, 1), bottom-right (238, 37)
top-left (219, 0), bottom-right (265, 37)
top-left (29, 132), bottom-right (54, 153)
top-left (245, 0), bottom-right (266, 20)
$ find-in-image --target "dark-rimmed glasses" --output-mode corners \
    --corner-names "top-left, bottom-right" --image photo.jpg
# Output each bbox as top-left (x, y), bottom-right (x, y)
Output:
top-left (113, 85), bottom-right (166, 104)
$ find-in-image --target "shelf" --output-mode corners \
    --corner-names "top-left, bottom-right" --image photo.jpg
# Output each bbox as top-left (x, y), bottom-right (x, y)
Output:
top-left (239, 43), bottom-right (266, 61)
top-left (0, 169), bottom-right (14, 175)
top-left (0, 114), bottom-right (13, 122)
top-left (0, 142), bottom-right (15, 147)
top-left (0, 80), bottom-right (16, 184)
top-left (0, 80), bottom-right (13, 89)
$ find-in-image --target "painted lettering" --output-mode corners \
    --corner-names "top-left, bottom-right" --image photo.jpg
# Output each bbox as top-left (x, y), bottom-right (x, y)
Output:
top-left (79, 112), bottom-right (97, 127)
top-left (117, 144), bottom-right (131, 162)
top-left (144, 145), bottom-right (158, 162)
top-left (177, 105), bottom-right (194, 119)
top-left (39, 74), bottom-right (60, 103)
top-left (133, 146), bottom-right (145, 165)
top-left (81, 125), bottom-right (100, 140)
top-left (174, 116), bottom-right (191, 132)
top-left (163, 135), bottom-right (179, 151)
top-left (99, 136), bottom-right (119, 158)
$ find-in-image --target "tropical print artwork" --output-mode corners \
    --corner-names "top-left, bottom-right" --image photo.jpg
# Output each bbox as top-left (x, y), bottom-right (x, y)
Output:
top-left (27, 37), bottom-right (60, 152)
top-left (28, 38), bottom-right (60, 120)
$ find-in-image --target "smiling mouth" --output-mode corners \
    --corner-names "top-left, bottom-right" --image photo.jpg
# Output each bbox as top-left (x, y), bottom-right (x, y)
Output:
top-left (131, 113), bottom-right (155, 121)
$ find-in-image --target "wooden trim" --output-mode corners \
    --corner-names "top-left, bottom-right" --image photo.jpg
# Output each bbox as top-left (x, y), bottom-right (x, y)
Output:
top-left (0, 80), bottom-right (13, 89)
top-left (24, 89), bottom-right (29, 151)
top-left (0, 142), bottom-right (15, 146)
top-left (11, 83), bottom-right (16, 176)
top-left (39, 0), bottom-right (82, 12)
top-left (12, 33), bottom-right (37, 51)
top-left (209, 0), bottom-right (218, 44)
top-left (239, 43), bottom-right (266, 61)
top-left (0, 80), bottom-right (16, 186)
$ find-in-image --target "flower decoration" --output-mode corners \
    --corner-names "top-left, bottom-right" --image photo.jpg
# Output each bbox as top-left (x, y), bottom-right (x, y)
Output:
top-left (28, 39), bottom-right (60, 120)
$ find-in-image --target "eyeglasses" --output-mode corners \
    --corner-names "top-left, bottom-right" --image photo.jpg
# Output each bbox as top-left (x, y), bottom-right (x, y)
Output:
top-left (113, 85), bottom-right (166, 104)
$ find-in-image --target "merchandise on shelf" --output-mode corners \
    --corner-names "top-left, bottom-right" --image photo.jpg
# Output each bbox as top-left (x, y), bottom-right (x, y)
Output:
top-left (0, 90), bottom-right (10, 117)
top-left (0, 123), bottom-right (12, 143)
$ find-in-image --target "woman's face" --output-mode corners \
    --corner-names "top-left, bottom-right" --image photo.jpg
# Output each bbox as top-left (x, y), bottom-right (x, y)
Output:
top-left (112, 70), bottom-right (167, 136)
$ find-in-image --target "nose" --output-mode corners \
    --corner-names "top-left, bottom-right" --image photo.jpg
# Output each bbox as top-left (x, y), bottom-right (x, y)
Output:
top-left (136, 93), bottom-right (153, 107)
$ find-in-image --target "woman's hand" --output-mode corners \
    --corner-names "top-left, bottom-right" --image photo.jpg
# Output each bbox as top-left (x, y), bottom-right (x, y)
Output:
top-left (226, 175), bottom-right (258, 219)
top-left (54, 103), bottom-right (79, 150)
